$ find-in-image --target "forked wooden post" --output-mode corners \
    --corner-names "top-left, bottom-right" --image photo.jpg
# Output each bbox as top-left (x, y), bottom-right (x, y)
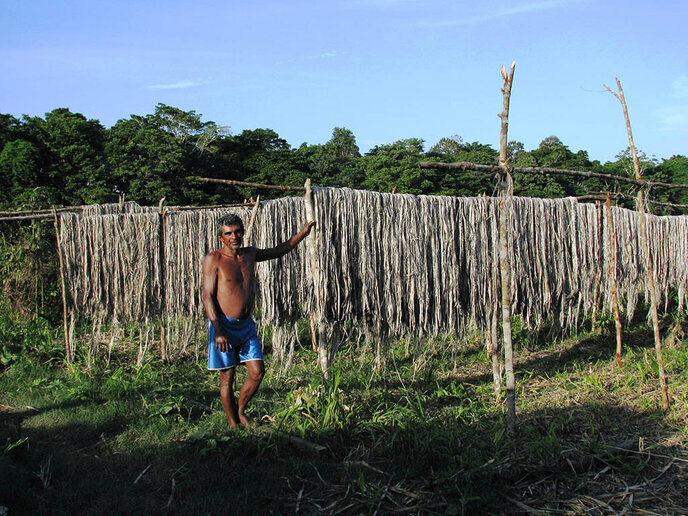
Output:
top-left (605, 78), bottom-right (670, 409)
top-left (498, 61), bottom-right (517, 435)
top-left (303, 179), bottom-right (329, 378)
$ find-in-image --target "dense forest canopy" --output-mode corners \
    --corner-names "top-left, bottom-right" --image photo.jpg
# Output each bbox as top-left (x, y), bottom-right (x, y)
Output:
top-left (1, 104), bottom-right (687, 213)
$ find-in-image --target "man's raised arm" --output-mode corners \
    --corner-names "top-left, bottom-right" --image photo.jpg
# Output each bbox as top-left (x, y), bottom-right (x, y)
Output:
top-left (255, 221), bottom-right (315, 262)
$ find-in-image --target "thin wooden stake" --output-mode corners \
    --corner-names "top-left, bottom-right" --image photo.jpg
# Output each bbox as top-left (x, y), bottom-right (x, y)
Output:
top-left (158, 197), bottom-right (167, 361)
top-left (52, 208), bottom-right (72, 364)
top-left (605, 78), bottom-right (670, 409)
top-left (486, 196), bottom-right (502, 399)
top-left (308, 314), bottom-right (318, 352)
top-left (605, 194), bottom-right (623, 367)
top-left (590, 202), bottom-right (604, 332)
top-left (498, 61), bottom-right (517, 435)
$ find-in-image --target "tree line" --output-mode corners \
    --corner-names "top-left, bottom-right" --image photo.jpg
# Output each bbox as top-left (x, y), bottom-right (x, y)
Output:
top-left (1, 104), bottom-right (687, 213)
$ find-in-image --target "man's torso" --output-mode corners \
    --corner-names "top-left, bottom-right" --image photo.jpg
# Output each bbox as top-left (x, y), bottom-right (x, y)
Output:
top-left (213, 247), bottom-right (257, 319)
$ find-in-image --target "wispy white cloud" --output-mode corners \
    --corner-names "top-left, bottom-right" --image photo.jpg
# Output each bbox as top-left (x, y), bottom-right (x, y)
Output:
top-left (317, 50), bottom-right (344, 59)
top-left (496, 0), bottom-right (566, 16)
top-left (416, 0), bottom-right (569, 29)
top-left (146, 78), bottom-right (210, 90)
top-left (276, 50), bottom-right (345, 65)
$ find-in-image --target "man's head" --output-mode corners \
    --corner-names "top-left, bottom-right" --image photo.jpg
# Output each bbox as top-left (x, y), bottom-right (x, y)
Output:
top-left (217, 214), bottom-right (245, 251)
top-left (217, 214), bottom-right (244, 235)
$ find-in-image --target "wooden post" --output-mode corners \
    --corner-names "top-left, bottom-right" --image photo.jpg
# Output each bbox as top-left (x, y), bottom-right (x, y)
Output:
top-left (158, 198), bottom-right (168, 361)
top-left (605, 194), bottom-right (624, 367)
top-left (489, 294), bottom-right (502, 398)
top-left (498, 62), bottom-right (517, 436)
top-left (308, 314), bottom-right (318, 352)
top-left (605, 78), bottom-right (670, 409)
top-left (303, 179), bottom-right (329, 378)
top-left (486, 196), bottom-right (502, 399)
top-left (52, 208), bottom-right (72, 364)
top-left (245, 195), bottom-right (261, 245)
top-left (590, 201), bottom-right (604, 332)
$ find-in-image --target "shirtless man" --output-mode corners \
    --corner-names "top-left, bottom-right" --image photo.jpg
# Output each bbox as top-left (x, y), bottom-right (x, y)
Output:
top-left (202, 213), bottom-right (315, 427)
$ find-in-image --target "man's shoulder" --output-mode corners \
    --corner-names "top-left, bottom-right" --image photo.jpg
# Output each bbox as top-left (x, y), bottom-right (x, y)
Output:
top-left (203, 250), bottom-right (223, 263)
top-left (238, 246), bottom-right (258, 259)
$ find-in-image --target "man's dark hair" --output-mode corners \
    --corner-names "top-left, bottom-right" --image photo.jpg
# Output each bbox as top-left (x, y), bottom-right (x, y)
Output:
top-left (217, 214), bottom-right (244, 235)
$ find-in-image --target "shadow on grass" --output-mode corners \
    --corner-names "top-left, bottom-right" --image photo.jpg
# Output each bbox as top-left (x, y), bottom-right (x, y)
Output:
top-left (371, 327), bottom-right (663, 399)
top-left (3, 387), bottom-right (686, 515)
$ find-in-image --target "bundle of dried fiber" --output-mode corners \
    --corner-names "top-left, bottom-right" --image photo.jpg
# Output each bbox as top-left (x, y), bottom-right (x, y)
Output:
top-left (306, 189), bottom-right (688, 346)
top-left (56, 191), bottom-right (688, 366)
top-left (254, 197), bottom-right (311, 360)
top-left (58, 211), bottom-right (163, 324)
top-left (309, 188), bottom-right (498, 340)
top-left (645, 213), bottom-right (688, 313)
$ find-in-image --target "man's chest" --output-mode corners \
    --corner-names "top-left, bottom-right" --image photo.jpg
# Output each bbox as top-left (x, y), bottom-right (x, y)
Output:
top-left (218, 256), bottom-right (255, 285)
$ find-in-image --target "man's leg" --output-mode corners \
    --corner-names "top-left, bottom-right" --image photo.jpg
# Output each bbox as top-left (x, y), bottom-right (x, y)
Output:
top-left (237, 360), bottom-right (265, 426)
top-left (219, 367), bottom-right (240, 427)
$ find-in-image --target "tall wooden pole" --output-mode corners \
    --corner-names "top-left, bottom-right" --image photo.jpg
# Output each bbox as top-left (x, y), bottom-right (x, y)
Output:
top-left (52, 208), bottom-right (72, 364)
top-left (605, 79), bottom-right (670, 409)
top-left (498, 62), bottom-right (517, 435)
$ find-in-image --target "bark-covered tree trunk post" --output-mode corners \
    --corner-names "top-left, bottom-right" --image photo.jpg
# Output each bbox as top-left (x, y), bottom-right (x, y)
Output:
top-left (605, 78), bottom-right (670, 409)
top-left (498, 62), bottom-right (517, 436)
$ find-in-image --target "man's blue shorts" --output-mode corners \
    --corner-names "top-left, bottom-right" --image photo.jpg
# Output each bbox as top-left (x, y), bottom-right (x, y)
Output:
top-left (207, 316), bottom-right (264, 370)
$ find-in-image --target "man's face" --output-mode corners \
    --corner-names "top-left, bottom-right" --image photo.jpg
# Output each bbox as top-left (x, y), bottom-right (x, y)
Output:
top-left (219, 224), bottom-right (244, 251)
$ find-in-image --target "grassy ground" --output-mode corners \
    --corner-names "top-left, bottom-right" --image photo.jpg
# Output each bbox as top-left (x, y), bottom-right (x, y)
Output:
top-left (1, 320), bottom-right (687, 515)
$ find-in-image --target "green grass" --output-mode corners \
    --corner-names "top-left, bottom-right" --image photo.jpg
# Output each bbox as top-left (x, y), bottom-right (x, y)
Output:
top-left (1, 319), bottom-right (687, 515)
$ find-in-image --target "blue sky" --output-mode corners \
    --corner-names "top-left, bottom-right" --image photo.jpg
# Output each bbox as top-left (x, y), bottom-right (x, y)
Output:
top-left (2, 0), bottom-right (687, 163)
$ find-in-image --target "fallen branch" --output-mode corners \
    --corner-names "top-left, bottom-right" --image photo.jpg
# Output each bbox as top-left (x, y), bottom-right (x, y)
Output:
top-left (578, 192), bottom-right (688, 209)
top-left (418, 161), bottom-right (688, 190)
top-left (193, 176), bottom-right (307, 192)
